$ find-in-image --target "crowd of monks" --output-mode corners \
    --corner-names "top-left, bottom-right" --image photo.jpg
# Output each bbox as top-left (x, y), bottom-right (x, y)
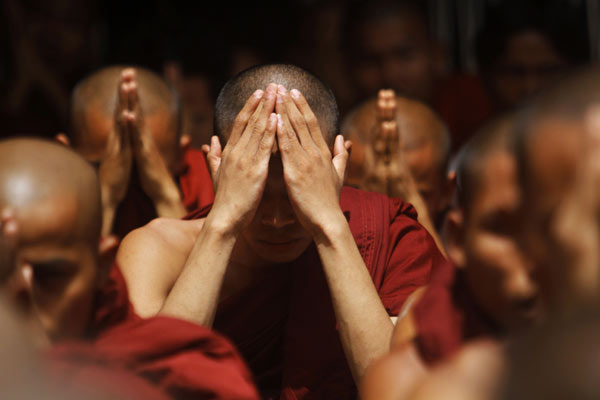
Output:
top-left (1, 1), bottom-right (600, 399)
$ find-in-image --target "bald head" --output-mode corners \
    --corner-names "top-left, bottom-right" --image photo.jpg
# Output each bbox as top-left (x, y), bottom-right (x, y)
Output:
top-left (0, 138), bottom-right (101, 245)
top-left (343, 95), bottom-right (450, 171)
top-left (215, 64), bottom-right (339, 143)
top-left (70, 66), bottom-right (182, 166)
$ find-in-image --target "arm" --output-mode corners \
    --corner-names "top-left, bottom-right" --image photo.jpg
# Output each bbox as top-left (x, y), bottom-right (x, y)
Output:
top-left (158, 85), bottom-right (278, 327)
top-left (98, 69), bottom-right (135, 236)
top-left (275, 86), bottom-right (397, 383)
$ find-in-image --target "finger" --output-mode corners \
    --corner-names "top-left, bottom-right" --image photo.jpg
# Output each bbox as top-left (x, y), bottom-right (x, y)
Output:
top-left (289, 89), bottom-right (330, 154)
top-left (121, 68), bottom-right (135, 83)
top-left (275, 90), bottom-right (294, 139)
top-left (245, 84), bottom-right (277, 153)
top-left (122, 110), bottom-right (135, 149)
top-left (276, 113), bottom-right (300, 164)
top-left (228, 88), bottom-right (265, 147)
top-left (256, 113), bottom-right (277, 162)
top-left (377, 89), bottom-right (396, 121)
top-left (201, 144), bottom-right (211, 155)
top-left (127, 81), bottom-right (138, 112)
top-left (279, 86), bottom-right (313, 149)
top-left (332, 135), bottom-right (349, 183)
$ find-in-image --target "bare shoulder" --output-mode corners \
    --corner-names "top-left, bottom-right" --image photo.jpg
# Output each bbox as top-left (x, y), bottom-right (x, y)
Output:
top-left (116, 217), bottom-right (206, 317)
top-left (118, 217), bottom-right (206, 263)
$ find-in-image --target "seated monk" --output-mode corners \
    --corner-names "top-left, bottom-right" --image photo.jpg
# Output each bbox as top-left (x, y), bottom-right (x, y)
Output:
top-left (343, 90), bottom-right (452, 243)
top-left (58, 66), bottom-right (214, 238)
top-left (361, 115), bottom-right (542, 400)
top-left (117, 64), bottom-right (449, 398)
top-left (0, 138), bottom-right (258, 399)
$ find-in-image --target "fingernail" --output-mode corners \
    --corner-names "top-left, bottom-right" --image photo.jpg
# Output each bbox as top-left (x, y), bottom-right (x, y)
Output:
top-left (290, 89), bottom-right (300, 99)
top-left (278, 85), bottom-right (287, 96)
top-left (254, 89), bottom-right (264, 99)
top-left (267, 83), bottom-right (277, 92)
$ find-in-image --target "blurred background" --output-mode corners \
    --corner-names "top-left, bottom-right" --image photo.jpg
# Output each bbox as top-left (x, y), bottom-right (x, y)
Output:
top-left (0, 0), bottom-right (596, 151)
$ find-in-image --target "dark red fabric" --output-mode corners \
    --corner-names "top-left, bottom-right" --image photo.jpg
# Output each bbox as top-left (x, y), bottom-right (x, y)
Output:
top-left (47, 316), bottom-right (260, 399)
top-left (187, 186), bottom-right (447, 399)
top-left (179, 148), bottom-right (215, 213)
top-left (114, 148), bottom-right (214, 238)
top-left (46, 264), bottom-right (259, 400)
top-left (412, 266), bottom-right (499, 366)
top-left (433, 74), bottom-right (494, 153)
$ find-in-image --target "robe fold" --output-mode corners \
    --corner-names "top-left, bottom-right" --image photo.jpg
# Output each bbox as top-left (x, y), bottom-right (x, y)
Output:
top-left (412, 265), bottom-right (499, 365)
top-left (186, 186), bottom-right (447, 399)
top-left (114, 148), bottom-right (214, 237)
top-left (45, 265), bottom-right (259, 400)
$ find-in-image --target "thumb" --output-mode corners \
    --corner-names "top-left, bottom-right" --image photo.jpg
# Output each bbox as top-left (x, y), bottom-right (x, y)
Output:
top-left (332, 135), bottom-right (349, 182)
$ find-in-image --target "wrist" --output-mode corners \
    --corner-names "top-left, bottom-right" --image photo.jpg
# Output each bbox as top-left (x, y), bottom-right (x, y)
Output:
top-left (203, 209), bottom-right (242, 240)
top-left (311, 210), bottom-right (350, 245)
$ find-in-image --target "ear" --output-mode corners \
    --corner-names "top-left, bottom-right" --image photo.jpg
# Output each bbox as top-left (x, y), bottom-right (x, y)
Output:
top-left (179, 133), bottom-right (191, 153)
top-left (55, 133), bottom-right (71, 146)
top-left (441, 169), bottom-right (457, 209)
top-left (96, 235), bottom-right (119, 288)
top-left (443, 208), bottom-right (467, 269)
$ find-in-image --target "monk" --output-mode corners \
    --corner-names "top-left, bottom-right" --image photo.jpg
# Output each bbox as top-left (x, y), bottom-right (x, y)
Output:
top-left (514, 66), bottom-right (600, 309)
top-left (361, 116), bottom-right (542, 400)
top-left (59, 66), bottom-right (214, 237)
top-left (343, 89), bottom-right (453, 241)
top-left (0, 138), bottom-right (258, 399)
top-left (117, 63), bottom-right (448, 398)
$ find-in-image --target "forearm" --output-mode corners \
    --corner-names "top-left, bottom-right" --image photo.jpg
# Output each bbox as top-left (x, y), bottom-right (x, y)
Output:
top-left (153, 181), bottom-right (187, 219)
top-left (159, 215), bottom-right (236, 327)
top-left (314, 212), bottom-right (395, 384)
top-left (101, 195), bottom-right (117, 237)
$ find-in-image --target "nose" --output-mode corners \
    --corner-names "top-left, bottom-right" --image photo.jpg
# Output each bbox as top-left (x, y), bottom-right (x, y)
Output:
top-left (507, 260), bottom-right (539, 305)
top-left (261, 211), bottom-right (296, 229)
top-left (260, 201), bottom-right (296, 229)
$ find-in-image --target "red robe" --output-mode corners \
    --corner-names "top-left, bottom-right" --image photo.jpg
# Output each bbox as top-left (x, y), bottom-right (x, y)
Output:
top-left (186, 186), bottom-right (448, 399)
top-left (411, 263), bottom-right (499, 365)
top-left (45, 266), bottom-right (259, 400)
top-left (114, 148), bottom-right (214, 238)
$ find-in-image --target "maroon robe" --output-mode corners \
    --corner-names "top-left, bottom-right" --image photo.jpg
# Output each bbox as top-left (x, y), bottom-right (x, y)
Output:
top-left (412, 263), bottom-right (499, 365)
top-left (114, 148), bottom-right (214, 238)
top-left (186, 186), bottom-right (448, 399)
top-left (45, 266), bottom-right (259, 400)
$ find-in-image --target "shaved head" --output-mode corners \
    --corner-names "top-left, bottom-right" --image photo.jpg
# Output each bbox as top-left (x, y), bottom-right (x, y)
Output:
top-left (343, 95), bottom-right (450, 172)
top-left (70, 66), bottom-right (182, 169)
top-left (0, 138), bottom-right (101, 244)
top-left (0, 138), bottom-right (104, 343)
top-left (343, 95), bottom-right (451, 222)
top-left (215, 64), bottom-right (339, 144)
